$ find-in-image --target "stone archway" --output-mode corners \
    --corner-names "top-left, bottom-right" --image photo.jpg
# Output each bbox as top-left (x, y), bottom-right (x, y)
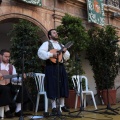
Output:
top-left (0, 13), bottom-right (47, 33)
top-left (0, 13), bottom-right (48, 49)
top-left (0, 1), bottom-right (55, 30)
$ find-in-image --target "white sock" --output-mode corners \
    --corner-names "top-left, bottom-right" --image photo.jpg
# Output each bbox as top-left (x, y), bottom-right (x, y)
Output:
top-left (5, 105), bottom-right (10, 112)
top-left (15, 103), bottom-right (21, 113)
top-left (59, 98), bottom-right (65, 107)
top-left (51, 100), bottom-right (56, 109)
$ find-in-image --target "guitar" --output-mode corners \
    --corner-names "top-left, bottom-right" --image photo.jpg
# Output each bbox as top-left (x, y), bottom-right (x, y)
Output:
top-left (0, 70), bottom-right (35, 85)
top-left (0, 70), bottom-right (10, 85)
top-left (49, 41), bottom-right (74, 63)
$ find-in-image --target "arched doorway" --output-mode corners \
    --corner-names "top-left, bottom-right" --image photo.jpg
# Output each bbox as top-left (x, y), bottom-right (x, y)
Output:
top-left (0, 17), bottom-right (47, 50)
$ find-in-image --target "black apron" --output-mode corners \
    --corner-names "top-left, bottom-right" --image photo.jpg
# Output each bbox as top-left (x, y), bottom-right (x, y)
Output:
top-left (45, 60), bottom-right (69, 100)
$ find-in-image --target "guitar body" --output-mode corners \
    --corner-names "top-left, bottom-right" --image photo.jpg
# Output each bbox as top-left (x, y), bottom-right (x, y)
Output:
top-left (49, 49), bottom-right (62, 63)
top-left (49, 41), bottom-right (73, 63)
top-left (0, 70), bottom-right (10, 85)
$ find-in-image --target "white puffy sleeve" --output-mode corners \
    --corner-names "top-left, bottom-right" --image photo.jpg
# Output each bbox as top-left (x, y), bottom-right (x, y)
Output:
top-left (63, 50), bottom-right (70, 61)
top-left (38, 41), bottom-right (53, 60)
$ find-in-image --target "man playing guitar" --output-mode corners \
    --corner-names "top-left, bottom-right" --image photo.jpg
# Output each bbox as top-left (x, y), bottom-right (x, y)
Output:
top-left (38, 29), bottom-right (70, 114)
top-left (0, 49), bottom-right (29, 118)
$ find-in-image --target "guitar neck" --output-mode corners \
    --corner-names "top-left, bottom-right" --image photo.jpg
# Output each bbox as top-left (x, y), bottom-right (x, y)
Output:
top-left (3, 74), bottom-right (20, 79)
top-left (58, 41), bottom-right (73, 53)
top-left (3, 73), bottom-right (34, 79)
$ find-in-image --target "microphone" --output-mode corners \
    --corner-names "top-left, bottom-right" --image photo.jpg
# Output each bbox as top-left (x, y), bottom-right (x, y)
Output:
top-left (110, 40), bottom-right (120, 44)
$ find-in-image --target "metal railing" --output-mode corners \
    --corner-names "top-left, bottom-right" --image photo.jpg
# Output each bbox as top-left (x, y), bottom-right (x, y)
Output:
top-left (104, 0), bottom-right (120, 8)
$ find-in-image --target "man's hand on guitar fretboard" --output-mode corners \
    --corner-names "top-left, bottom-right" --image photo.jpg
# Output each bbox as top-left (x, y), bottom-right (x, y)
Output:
top-left (63, 48), bottom-right (67, 53)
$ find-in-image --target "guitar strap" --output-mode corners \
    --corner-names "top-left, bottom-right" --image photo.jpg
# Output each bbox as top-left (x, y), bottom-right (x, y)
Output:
top-left (9, 64), bottom-right (13, 75)
top-left (48, 40), bottom-right (54, 51)
top-left (48, 40), bottom-right (63, 51)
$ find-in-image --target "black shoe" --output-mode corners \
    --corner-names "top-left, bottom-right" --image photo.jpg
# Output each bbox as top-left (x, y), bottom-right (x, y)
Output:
top-left (5, 110), bottom-right (13, 118)
top-left (15, 110), bottom-right (22, 117)
top-left (61, 106), bottom-right (70, 112)
top-left (52, 108), bottom-right (58, 115)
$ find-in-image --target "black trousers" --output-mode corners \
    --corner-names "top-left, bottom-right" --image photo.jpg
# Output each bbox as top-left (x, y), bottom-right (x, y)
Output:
top-left (0, 84), bottom-right (12, 107)
top-left (12, 84), bottom-right (30, 103)
top-left (0, 83), bottom-right (30, 107)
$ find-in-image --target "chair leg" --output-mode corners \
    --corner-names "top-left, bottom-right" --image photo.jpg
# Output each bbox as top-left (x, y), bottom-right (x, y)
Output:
top-left (91, 92), bottom-right (97, 109)
top-left (0, 106), bottom-right (4, 118)
top-left (81, 93), bottom-right (84, 107)
top-left (59, 105), bottom-right (62, 112)
top-left (35, 94), bottom-right (40, 112)
top-left (75, 95), bottom-right (78, 109)
top-left (83, 94), bottom-right (86, 108)
top-left (44, 94), bottom-right (48, 112)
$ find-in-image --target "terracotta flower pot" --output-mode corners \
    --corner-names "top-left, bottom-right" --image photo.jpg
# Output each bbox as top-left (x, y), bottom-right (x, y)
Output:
top-left (65, 90), bottom-right (81, 108)
top-left (98, 89), bottom-right (116, 105)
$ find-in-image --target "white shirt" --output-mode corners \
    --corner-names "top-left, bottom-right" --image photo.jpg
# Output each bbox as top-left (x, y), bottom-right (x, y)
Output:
top-left (38, 40), bottom-right (70, 61)
top-left (1, 62), bottom-right (16, 74)
top-left (0, 62), bottom-right (22, 84)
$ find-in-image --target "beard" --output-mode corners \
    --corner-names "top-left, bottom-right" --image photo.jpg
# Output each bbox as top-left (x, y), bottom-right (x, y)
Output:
top-left (51, 36), bottom-right (59, 41)
top-left (2, 59), bottom-right (9, 64)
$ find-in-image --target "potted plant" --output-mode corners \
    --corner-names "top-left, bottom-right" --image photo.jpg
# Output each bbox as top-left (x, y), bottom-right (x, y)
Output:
top-left (86, 25), bottom-right (120, 105)
top-left (57, 14), bottom-right (89, 108)
top-left (8, 19), bottom-right (45, 111)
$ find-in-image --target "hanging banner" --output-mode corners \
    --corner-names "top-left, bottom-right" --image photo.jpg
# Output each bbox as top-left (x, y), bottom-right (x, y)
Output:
top-left (87, 0), bottom-right (104, 26)
top-left (21, 0), bottom-right (42, 6)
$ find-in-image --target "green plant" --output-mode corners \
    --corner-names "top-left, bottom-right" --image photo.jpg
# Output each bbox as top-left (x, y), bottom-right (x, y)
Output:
top-left (9, 19), bottom-right (44, 73)
top-left (9, 19), bottom-right (45, 94)
top-left (86, 25), bottom-right (120, 90)
top-left (57, 14), bottom-right (89, 89)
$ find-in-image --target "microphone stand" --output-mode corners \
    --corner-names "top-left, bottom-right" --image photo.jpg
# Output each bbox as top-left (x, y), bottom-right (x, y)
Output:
top-left (19, 50), bottom-right (25, 120)
top-left (19, 51), bottom-right (38, 120)
top-left (69, 54), bottom-right (109, 118)
top-left (90, 64), bottom-right (119, 115)
top-left (69, 54), bottom-right (87, 117)
top-left (91, 41), bottom-right (119, 115)
top-left (50, 52), bottom-right (63, 119)
top-left (47, 52), bottom-right (69, 120)
top-left (57, 52), bottom-right (60, 113)
top-left (43, 52), bottom-right (61, 120)
top-left (19, 49), bottom-right (39, 120)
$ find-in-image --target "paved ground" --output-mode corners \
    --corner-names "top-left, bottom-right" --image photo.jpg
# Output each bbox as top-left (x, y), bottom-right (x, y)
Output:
top-left (3, 104), bottom-right (120, 120)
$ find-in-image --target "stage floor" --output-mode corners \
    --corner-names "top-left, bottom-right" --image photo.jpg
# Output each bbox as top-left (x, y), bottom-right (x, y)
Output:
top-left (3, 104), bottom-right (120, 120)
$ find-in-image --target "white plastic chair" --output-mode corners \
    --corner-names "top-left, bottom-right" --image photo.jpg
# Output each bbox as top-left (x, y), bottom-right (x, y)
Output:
top-left (34, 73), bottom-right (48, 112)
top-left (0, 106), bottom-right (4, 118)
top-left (72, 75), bottom-right (97, 110)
